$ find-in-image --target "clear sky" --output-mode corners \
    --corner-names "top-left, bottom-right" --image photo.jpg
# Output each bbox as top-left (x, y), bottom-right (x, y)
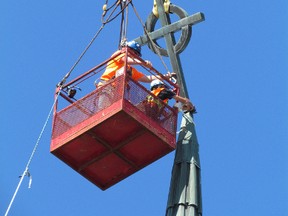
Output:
top-left (1, 0), bottom-right (287, 216)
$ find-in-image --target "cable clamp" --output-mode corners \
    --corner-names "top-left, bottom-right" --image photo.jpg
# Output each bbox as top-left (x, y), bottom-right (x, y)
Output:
top-left (19, 170), bottom-right (33, 189)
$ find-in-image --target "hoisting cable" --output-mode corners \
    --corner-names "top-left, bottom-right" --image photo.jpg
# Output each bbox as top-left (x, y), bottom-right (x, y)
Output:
top-left (118, 0), bottom-right (131, 47)
top-left (118, 2), bottom-right (125, 47)
top-left (101, 0), bottom-right (119, 24)
top-left (4, 90), bottom-right (61, 216)
top-left (58, 1), bottom-right (129, 87)
top-left (57, 25), bottom-right (106, 87)
top-left (130, 1), bottom-right (171, 74)
top-left (123, 1), bottom-right (130, 42)
top-left (101, 0), bottom-right (130, 25)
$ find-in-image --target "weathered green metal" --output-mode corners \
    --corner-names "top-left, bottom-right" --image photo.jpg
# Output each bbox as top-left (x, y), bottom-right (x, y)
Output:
top-left (153, 0), bottom-right (188, 98)
top-left (166, 112), bottom-right (202, 216)
top-left (142, 1), bottom-right (204, 215)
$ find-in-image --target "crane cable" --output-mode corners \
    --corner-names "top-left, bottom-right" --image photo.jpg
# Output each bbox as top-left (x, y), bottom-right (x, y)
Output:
top-left (57, 25), bottom-right (105, 87)
top-left (58, 0), bottom-right (127, 87)
top-left (102, 0), bottom-right (127, 25)
top-left (4, 90), bottom-right (61, 216)
top-left (118, 1), bottom-right (130, 47)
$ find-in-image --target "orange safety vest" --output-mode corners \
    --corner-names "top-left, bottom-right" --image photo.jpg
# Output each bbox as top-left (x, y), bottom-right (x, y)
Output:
top-left (95, 52), bottom-right (122, 88)
top-left (146, 87), bottom-right (169, 107)
top-left (101, 51), bottom-right (144, 83)
top-left (101, 52), bottom-right (125, 81)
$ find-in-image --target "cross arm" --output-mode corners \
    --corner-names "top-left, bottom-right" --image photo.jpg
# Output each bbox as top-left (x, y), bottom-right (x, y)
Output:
top-left (134, 12), bottom-right (205, 46)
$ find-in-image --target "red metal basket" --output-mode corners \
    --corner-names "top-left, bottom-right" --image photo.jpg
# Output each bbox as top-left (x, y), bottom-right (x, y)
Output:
top-left (51, 48), bottom-right (178, 190)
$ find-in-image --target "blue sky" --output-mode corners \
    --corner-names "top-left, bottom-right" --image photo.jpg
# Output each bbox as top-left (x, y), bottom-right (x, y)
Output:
top-left (1, 0), bottom-right (287, 216)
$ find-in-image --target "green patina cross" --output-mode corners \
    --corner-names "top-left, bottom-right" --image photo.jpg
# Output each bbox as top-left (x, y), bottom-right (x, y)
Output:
top-left (133, 2), bottom-right (204, 98)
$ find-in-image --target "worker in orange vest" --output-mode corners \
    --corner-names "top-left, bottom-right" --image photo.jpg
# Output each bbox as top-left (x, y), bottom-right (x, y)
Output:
top-left (96, 41), bottom-right (175, 110)
top-left (97, 41), bottom-right (175, 87)
top-left (145, 79), bottom-right (196, 119)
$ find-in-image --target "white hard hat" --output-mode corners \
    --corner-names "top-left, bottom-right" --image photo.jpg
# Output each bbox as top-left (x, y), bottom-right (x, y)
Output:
top-left (150, 79), bottom-right (164, 90)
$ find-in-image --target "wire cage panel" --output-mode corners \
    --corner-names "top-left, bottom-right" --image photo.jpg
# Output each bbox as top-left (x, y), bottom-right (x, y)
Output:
top-left (52, 76), bottom-right (125, 140)
top-left (124, 78), bottom-right (177, 135)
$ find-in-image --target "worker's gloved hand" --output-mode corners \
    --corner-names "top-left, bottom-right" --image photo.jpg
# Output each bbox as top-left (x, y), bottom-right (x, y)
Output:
top-left (170, 72), bottom-right (177, 79)
top-left (166, 72), bottom-right (177, 79)
top-left (182, 101), bottom-right (196, 113)
top-left (145, 60), bottom-right (152, 69)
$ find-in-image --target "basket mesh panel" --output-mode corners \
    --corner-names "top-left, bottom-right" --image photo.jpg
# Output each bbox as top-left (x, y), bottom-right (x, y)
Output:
top-left (52, 76), bottom-right (177, 139)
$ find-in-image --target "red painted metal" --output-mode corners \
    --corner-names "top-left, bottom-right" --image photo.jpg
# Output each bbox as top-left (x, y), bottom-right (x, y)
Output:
top-left (51, 48), bottom-right (178, 190)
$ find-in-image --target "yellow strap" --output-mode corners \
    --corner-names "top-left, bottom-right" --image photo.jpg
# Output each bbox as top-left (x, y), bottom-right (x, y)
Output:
top-left (152, 0), bottom-right (171, 18)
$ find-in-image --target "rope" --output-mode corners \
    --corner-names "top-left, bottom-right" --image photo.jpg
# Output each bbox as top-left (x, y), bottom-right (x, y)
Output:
top-left (57, 24), bottom-right (105, 87)
top-left (4, 90), bottom-right (62, 216)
